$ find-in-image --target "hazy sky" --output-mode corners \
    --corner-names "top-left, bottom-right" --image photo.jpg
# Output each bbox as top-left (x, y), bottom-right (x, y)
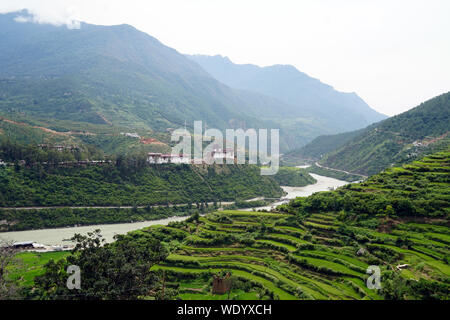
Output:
top-left (1, 0), bottom-right (449, 116)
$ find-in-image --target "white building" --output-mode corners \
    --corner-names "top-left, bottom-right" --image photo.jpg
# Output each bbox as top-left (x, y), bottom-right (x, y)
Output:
top-left (120, 132), bottom-right (140, 138)
top-left (147, 153), bottom-right (190, 164)
top-left (170, 154), bottom-right (190, 164)
top-left (147, 153), bottom-right (163, 164)
top-left (212, 148), bottom-right (235, 161)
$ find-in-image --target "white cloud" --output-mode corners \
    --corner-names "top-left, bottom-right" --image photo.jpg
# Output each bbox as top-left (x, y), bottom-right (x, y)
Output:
top-left (0, 0), bottom-right (86, 29)
top-left (13, 11), bottom-right (80, 29)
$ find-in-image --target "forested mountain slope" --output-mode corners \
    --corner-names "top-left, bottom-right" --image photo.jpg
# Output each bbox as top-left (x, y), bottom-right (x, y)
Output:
top-left (187, 54), bottom-right (386, 134)
top-left (0, 11), bottom-right (380, 153)
top-left (0, 11), bottom-right (293, 150)
top-left (133, 150), bottom-right (449, 300)
top-left (292, 92), bottom-right (450, 175)
top-left (283, 129), bottom-right (363, 162)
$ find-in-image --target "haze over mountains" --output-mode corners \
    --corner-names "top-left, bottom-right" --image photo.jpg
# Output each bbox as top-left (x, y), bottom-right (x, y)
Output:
top-left (289, 92), bottom-right (450, 175)
top-left (0, 10), bottom-right (386, 153)
top-left (187, 54), bottom-right (386, 131)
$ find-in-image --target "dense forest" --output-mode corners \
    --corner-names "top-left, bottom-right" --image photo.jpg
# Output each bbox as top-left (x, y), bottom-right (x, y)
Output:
top-left (280, 151), bottom-right (449, 218)
top-left (319, 92), bottom-right (450, 176)
top-left (0, 163), bottom-right (283, 207)
top-left (305, 164), bottom-right (363, 182)
top-left (283, 129), bottom-right (364, 163)
top-left (4, 149), bottom-right (448, 300)
top-left (272, 167), bottom-right (316, 187)
top-left (0, 205), bottom-right (209, 232)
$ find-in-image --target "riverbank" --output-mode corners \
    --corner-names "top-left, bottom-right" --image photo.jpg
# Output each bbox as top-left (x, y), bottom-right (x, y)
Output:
top-left (0, 173), bottom-right (349, 247)
top-left (244, 173), bottom-right (349, 211)
top-left (0, 215), bottom-right (190, 247)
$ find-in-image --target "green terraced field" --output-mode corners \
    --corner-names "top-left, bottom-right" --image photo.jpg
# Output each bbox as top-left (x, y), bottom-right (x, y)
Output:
top-left (7, 251), bottom-right (70, 287)
top-left (142, 203), bottom-right (449, 300)
top-left (10, 150), bottom-right (448, 300)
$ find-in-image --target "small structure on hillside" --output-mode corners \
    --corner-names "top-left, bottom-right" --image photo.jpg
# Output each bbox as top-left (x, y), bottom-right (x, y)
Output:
top-left (212, 273), bottom-right (231, 294)
top-left (147, 152), bottom-right (190, 164)
top-left (396, 264), bottom-right (410, 270)
top-left (120, 132), bottom-right (140, 138)
top-left (356, 247), bottom-right (366, 256)
top-left (12, 241), bottom-right (35, 249)
top-left (212, 148), bottom-right (234, 161)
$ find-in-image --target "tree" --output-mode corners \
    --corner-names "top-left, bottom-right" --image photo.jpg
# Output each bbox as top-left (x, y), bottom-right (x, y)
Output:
top-left (385, 205), bottom-right (395, 216)
top-left (34, 230), bottom-right (169, 300)
top-left (0, 238), bottom-right (19, 300)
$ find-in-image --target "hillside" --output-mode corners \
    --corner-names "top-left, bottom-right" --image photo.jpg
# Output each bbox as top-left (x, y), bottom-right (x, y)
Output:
top-left (7, 150), bottom-right (450, 300)
top-left (0, 11), bottom-right (379, 153)
top-left (283, 129), bottom-right (364, 163)
top-left (0, 162), bottom-right (283, 209)
top-left (148, 150), bottom-right (449, 300)
top-left (284, 150), bottom-right (450, 218)
top-left (296, 92), bottom-right (450, 176)
top-left (112, 151), bottom-right (448, 299)
top-left (187, 54), bottom-right (387, 136)
top-left (272, 167), bottom-right (317, 187)
top-left (0, 11), bottom-right (289, 151)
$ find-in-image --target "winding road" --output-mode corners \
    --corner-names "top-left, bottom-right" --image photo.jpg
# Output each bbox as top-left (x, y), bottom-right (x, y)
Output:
top-left (315, 162), bottom-right (368, 179)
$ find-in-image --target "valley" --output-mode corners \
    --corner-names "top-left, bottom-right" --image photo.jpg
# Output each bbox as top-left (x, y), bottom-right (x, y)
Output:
top-left (0, 7), bottom-right (448, 304)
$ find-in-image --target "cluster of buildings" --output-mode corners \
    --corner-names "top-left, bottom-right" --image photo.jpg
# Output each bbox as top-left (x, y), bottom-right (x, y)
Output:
top-left (9, 241), bottom-right (73, 252)
top-left (147, 153), bottom-right (190, 164)
top-left (147, 148), bottom-right (235, 164)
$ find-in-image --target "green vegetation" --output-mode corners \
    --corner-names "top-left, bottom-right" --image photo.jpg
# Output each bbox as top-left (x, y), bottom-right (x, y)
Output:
top-left (142, 206), bottom-right (448, 300)
top-left (281, 151), bottom-right (450, 218)
top-left (0, 206), bottom-right (198, 232)
top-left (272, 167), bottom-right (316, 187)
top-left (0, 11), bottom-right (360, 153)
top-left (125, 150), bottom-right (447, 300)
top-left (29, 230), bottom-right (170, 300)
top-left (283, 129), bottom-right (364, 163)
top-left (305, 164), bottom-right (363, 182)
top-left (188, 54), bottom-right (386, 150)
top-left (127, 206), bottom-right (447, 300)
top-left (4, 150), bottom-right (449, 300)
top-left (7, 251), bottom-right (70, 287)
top-left (0, 162), bottom-right (282, 208)
top-left (319, 92), bottom-right (450, 175)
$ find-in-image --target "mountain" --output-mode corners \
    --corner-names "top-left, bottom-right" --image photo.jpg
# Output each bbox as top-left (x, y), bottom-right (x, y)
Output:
top-left (187, 54), bottom-right (387, 133)
top-left (313, 92), bottom-right (450, 175)
top-left (0, 11), bottom-right (389, 154)
top-left (283, 129), bottom-right (364, 162)
top-left (0, 11), bottom-right (300, 151)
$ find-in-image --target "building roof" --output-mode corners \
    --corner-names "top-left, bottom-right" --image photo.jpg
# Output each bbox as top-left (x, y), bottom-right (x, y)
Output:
top-left (13, 241), bottom-right (35, 246)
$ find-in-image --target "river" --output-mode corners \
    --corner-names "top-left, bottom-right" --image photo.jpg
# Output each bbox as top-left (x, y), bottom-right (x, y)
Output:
top-left (0, 173), bottom-right (348, 246)
top-left (0, 216), bottom-right (189, 246)
top-left (244, 173), bottom-right (349, 211)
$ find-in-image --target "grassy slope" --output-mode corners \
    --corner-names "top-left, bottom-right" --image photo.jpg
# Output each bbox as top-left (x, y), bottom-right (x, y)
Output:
top-left (7, 251), bottom-right (70, 287)
top-left (284, 150), bottom-right (450, 218)
top-left (272, 167), bottom-right (317, 187)
top-left (136, 151), bottom-right (449, 300)
top-left (320, 92), bottom-right (450, 176)
top-left (0, 164), bottom-right (283, 208)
